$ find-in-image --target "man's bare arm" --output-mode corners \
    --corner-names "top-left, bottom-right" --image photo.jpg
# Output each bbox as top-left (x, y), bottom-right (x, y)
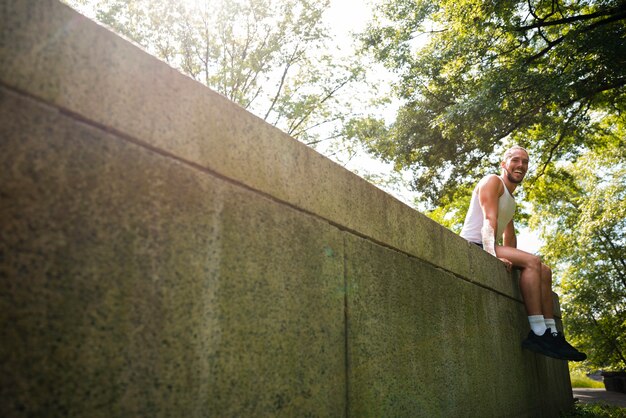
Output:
top-left (477, 175), bottom-right (502, 256)
top-left (478, 176), bottom-right (513, 271)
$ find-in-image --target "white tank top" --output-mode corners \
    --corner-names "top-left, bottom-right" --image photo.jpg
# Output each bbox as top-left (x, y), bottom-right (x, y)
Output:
top-left (459, 175), bottom-right (516, 243)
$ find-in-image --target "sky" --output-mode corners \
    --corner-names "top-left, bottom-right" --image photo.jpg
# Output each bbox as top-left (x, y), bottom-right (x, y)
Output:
top-left (326, 0), bottom-right (373, 38)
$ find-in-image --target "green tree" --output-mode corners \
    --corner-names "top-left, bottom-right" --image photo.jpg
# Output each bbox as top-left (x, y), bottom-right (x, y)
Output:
top-left (528, 123), bottom-right (626, 370)
top-left (359, 0), bottom-right (626, 206)
top-left (65, 0), bottom-right (365, 148)
top-left (358, 0), bottom-right (626, 369)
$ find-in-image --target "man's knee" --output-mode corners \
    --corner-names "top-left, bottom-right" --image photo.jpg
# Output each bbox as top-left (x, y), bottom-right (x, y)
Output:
top-left (525, 255), bottom-right (542, 271)
top-left (541, 263), bottom-right (552, 282)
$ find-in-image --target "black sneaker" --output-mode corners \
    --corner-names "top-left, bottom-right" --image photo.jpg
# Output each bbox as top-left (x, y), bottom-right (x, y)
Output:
top-left (549, 331), bottom-right (587, 362)
top-left (521, 329), bottom-right (563, 359)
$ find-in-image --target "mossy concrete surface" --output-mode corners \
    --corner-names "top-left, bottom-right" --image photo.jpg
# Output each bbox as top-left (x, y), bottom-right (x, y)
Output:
top-left (0, 88), bottom-right (345, 417)
top-left (345, 235), bottom-right (570, 417)
top-left (1, 0), bottom-right (572, 417)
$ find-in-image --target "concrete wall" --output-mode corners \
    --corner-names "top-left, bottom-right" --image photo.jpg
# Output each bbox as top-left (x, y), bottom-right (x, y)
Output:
top-left (0, 1), bottom-right (572, 417)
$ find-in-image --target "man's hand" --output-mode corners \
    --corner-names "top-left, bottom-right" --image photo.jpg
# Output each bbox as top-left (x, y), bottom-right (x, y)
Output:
top-left (498, 257), bottom-right (512, 272)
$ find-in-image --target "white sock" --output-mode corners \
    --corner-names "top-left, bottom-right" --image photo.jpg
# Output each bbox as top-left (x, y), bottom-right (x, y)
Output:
top-left (529, 315), bottom-right (547, 336)
top-left (545, 318), bottom-right (557, 334)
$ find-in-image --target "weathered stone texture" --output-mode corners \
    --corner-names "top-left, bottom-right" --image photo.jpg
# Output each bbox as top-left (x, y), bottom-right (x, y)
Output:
top-left (0, 88), bottom-right (345, 417)
top-left (345, 235), bottom-right (568, 417)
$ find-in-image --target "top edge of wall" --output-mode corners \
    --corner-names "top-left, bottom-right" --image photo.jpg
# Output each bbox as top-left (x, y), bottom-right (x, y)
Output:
top-left (0, 0), bottom-right (519, 299)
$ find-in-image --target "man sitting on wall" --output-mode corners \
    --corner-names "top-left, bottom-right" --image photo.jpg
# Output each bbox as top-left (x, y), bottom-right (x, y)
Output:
top-left (460, 145), bottom-right (586, 361)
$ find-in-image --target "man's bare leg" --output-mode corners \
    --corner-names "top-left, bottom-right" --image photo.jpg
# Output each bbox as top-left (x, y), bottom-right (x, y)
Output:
top-left (495, 245), bottom-right (544, 316)
top-left (494, 246), bottom-right (587, 361)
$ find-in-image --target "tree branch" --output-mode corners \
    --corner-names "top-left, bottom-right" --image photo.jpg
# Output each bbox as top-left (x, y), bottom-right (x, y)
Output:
top-left (287, 76), bottom-right (353, 135)
top-left (291, 115), bottom-right (343, 139)
top-left (520, 5), bottom-right (626, 64)
top-left (532, 100), bottom-right (591, 180)
top-left (589, 314), bottom-right (626, 366)
top-left (525, 35), bottom-right (565, 63)
top-left (597, 231), bottom-right (626, 289)
top-left (513, 5), bottom-right (626, 32)
top-left (565, 78), bottom-right (626, 108)
top-left (263, 45), bottom-right (303, 120)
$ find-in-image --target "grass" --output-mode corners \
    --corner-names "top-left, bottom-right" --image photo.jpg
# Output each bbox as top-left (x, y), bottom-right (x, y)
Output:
top-left (571, 371), bottom-right (606, 389)
top-left (560, 403), bottom-right (626, 417)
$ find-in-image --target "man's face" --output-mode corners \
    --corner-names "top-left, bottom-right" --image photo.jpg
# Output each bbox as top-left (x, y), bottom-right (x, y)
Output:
top-left (501, 149), bottom-right (529, 184)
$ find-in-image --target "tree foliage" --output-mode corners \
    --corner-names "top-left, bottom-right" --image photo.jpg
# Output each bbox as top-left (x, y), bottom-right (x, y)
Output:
top-left (528, 119), bottom-right (626, 370)
top-left (360, 0), bottom-right (626, 206)
top-left (65, 0), bottom-right (365, 147)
